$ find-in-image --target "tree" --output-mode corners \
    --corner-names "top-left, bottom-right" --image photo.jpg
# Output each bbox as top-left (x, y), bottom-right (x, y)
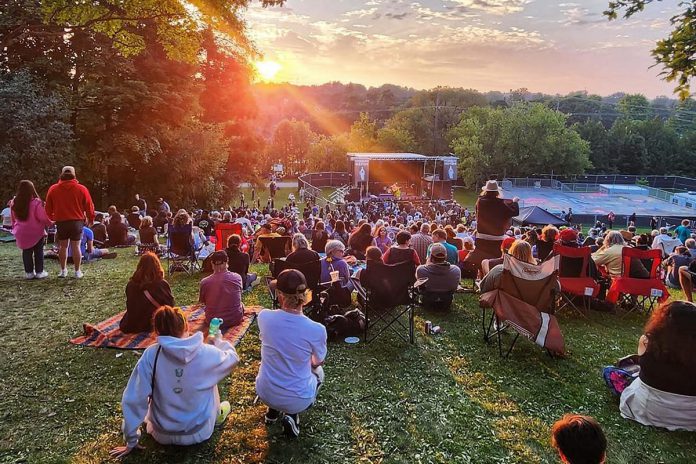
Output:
top-left (449, 104), bottom-right (591, 187)
top-left (307, 135), bottom-right (349, 172)
top-left (270, 119), bottom-right (316, 175)
top-left (607, 120), bottom-right (648, 174)
top-left (617, 94), bottom-right (654, 121)
top-left (0, 71), bottom-right (74, 201)
top-left (574, 120), bottom-right (613, 172)
top-left (605, 0), bottom-right (696, 99)
top-left (347, 113), bottom-right (380, 152)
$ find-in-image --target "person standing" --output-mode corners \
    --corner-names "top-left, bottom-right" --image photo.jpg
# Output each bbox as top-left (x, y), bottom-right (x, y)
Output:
top-left (607, 211), bottom-right (615, 230)
top-left (629, 212), bottom-right (637, 227)
top-left (462, 180), bottom-right (519, 270)
top-left (650, 216), bottom-right (658, 230)
top-left (134, 194), bottom-right (147, 216)
top-left (10, 180), bottom-right (53, 279)
top-left (45, 166), bottom-right (95, 278)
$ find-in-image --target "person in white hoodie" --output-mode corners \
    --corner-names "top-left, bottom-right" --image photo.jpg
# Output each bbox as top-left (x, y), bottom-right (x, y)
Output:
top-left (256, 269), bottom-right (327, 438)
top-left (110, 305), bottom-right (239, 459)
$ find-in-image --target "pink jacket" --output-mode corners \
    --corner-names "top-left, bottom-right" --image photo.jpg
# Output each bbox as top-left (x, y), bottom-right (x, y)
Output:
top-left (11, 198), bottom-right (54, 250)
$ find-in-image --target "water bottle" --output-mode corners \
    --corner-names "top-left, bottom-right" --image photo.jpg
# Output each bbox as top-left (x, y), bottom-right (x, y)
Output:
top-left (208, 318), bottom-right (223, 342)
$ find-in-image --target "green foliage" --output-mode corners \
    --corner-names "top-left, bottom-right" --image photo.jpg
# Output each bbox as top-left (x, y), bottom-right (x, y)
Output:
top-left (618, 94), bottom-right (654, 121)
top-left (449, 104), bottom-right (591, 187)
top-left (307, 134), bottom-right (349, 172)
top-left (0, 71), bottom-right (74, 202)
top-left (270, 119), bottom-right (316, 175)
top-left (606, 0), bottom-right (696, 99)
top-left (347, 113), bottom-right (380, 152)
top-left (574, 119), bottom-right (613, 173)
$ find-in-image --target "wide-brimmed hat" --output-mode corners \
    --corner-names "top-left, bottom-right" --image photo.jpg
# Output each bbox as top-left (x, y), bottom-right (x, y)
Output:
top-left (481, 180), bottom-right (500, 192)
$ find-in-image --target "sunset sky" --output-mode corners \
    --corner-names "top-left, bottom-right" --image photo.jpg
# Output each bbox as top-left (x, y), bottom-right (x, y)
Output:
top-left (246, 0), bottom-right (683, 97)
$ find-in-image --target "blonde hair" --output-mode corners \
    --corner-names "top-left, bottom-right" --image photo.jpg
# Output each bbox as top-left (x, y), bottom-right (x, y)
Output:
top-left (139, 215), bottom-right (153, 228)
top-left (277, 289), bottom-right (312, 309)
top-left (509, 240), bottom-right (535, 264)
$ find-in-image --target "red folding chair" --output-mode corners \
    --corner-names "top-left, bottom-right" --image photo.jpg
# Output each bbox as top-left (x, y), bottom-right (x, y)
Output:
top-left (606, 247), bottom-right (669, 315)
top-left (553, 244), bottom-right (600, 315)
top-left (214, 223), bottom-right (249, 253)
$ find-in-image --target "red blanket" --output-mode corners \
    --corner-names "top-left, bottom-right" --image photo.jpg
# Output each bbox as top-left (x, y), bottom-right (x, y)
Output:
top-left (70, 305), bottom-right (260, 350)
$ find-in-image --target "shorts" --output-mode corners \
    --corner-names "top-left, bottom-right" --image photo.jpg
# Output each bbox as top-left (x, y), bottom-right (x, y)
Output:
top-left (56, 220), bottom-right (84, 241)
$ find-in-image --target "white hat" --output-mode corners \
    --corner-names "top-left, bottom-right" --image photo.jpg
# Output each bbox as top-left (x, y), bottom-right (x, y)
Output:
top-left (482, 180), bottom-right (500, 192)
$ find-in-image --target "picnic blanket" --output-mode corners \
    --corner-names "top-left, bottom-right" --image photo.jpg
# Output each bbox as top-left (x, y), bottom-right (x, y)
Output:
top-left (0, 230), bottom-right (15, 243)
top-left (70, 305), bottom-right (261, 350)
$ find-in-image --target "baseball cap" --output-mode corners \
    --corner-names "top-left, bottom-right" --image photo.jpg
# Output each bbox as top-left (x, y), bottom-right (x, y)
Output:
top-left (61, 166), bottom-right (75, 176)
top-left (272, 269), bottom-right (308, 294)
top-left (430, 243), bottom-right (447, 258)
top-left (210, 251), bottom-right (228, 265)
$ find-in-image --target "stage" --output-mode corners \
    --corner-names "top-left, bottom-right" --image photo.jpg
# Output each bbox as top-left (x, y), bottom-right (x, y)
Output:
top-left (348, 152), bottom-right (458, 200)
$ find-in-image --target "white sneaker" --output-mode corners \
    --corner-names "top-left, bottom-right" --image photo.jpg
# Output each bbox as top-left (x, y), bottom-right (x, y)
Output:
top-left (36, 271), bottom-right (49, 279)
top-left (25, 272), bottom-right (35, 280)
top-left (58, 269), bottom-right (68, 278)
top-left (74, 270), bottom-right (84, 279)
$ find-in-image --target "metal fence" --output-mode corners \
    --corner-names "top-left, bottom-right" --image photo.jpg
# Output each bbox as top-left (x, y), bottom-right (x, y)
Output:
top-left (645, 186), bottom-right (675, 203)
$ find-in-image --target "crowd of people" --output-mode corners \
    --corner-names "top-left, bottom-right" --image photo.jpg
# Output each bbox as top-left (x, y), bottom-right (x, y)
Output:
top-left (5, 168), bottom-right (696, 462)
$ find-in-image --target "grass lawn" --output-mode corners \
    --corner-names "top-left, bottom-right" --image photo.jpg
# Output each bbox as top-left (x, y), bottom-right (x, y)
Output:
top-left (1, 243), bottom-right (695, 464)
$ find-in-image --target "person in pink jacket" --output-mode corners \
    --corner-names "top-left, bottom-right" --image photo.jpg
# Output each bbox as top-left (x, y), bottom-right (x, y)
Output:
top-left (10, 180), bottom-right (54, 279)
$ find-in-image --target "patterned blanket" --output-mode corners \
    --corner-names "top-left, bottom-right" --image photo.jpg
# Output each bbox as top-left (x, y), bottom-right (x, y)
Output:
top-left (70, 305), bottom-right (260, 349)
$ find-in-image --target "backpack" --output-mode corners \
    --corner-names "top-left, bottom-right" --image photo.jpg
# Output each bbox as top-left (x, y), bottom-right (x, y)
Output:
top-left (603, 355), bottom-right (640, 396)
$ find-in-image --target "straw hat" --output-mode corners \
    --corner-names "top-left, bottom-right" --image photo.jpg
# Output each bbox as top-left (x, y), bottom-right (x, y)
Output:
top-left (481, 180), bottom-right (500, 192)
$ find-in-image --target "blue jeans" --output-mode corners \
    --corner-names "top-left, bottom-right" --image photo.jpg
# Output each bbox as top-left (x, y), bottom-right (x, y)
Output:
top-left (22, 237), bottom-right (45, 273)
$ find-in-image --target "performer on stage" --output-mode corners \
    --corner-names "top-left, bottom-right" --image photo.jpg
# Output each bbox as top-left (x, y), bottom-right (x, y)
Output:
top-left (464, 180), bottom-right (519, 269)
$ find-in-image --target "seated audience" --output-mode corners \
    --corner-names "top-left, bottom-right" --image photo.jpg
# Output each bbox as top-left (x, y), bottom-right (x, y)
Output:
top-left (199, 251), bottom-right (244, 329)
top-left (354, 246), bottom-right (382, 279)
top-left (551, 414), bottom-right (607, 464)
top-left (481, 236), bottom-right (516, 276)
top-left (458, 237), bottom-right (474, 262)
top-left (286, 233), bottom-right (320, 265)
top-left (686, 238), bottom-right (696, 257)
top-left (255, 270), bottom-right (327, 438)
top-left (64, 225), bottom-right (113, 262)
top-left (127, 206), bottom-right (141, 229)
top-left (480, 241), bottom-right (555, 293)
top-left (91, 213), bottom-right (108, 246)
top-left (537, 225), bottom-right (558, 261)
top-left (347, 223), bottom-right (374, 260)
top-left (416, 242), bottom-right (461, 295)
top-left (372, 226), bottom-right (392, 254)
top-left (310, 221), bottom-right (329, 253)
top-left (383, 231), bottom-right (420, 266)
top-left (120, 252), bottom-right (174, 333)
top-left (320, 240), bottom-right (353, 292)
top-left (444, 225), bottom-right (463, 250)
top-left (664, 246), bottom-right (693, 289)
top-left (107, 212), bottom-right (136, 246)
top-left (619, 301), bottom-right (696, 431)
top-left (111, 305), bottom-right (238, 458)
top-left (226, 234), bottom-right (257, 290)
top-left (410, 223), bottom-right (433, 264)
top-left (253, 223), bottom-right (280, 263)
top-left (591, 231), bottom-right (626, 278)
top-left (331, 220), bottom-right (349, 246)
top-left (138, 216), bottom-right (158, 245)
top-left (429, 229), bottom-right (458, 265)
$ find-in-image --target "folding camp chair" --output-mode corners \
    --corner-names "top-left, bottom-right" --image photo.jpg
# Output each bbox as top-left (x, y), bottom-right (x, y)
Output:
top-left (419, 289), bottom-right (454, 312)
top-left (553, 244), bottom-right (600, 315)
top-left (606, 247), bottom-right (668, 315)
top-left (166, 224), bottom-right (201, 275)
top-left (458, 260), bottom-right (478, 293)
top-left (214, 223), bottom-right (250, 253)
top-left (479, 255), bottom-right (564, 358)
top-left (265, 259), bottom-right (328, 319)
top-left (658, 238), bottom-right (683, 258)
top-left (258, 236), bottom-right (291, 261)
top-left (352, 261), bottom-right (419, 344)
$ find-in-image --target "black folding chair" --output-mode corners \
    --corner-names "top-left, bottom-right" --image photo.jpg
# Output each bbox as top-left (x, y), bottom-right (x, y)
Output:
top-left (166, 224), bottom-right (200, 274)
top-left (265, 259), bottom-right (328, 317)
top-left (352, 261), bottom-right (419, 344)
top-left (259, 236), bottom-right (292, 261)
top-left (420, 289), bottom-right (454, 312)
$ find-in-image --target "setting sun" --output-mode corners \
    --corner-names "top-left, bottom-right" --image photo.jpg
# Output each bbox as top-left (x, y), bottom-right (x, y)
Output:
top-left (254, 60), bottom-right (282, 82)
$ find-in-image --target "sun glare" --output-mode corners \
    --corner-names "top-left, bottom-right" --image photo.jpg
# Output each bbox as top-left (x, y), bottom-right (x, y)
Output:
top-left (255, 60), bottom-right (282, 82)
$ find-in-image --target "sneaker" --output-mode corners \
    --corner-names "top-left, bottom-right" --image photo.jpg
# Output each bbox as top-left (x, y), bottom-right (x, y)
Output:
top-left (25, 272), bottom-right (35, 280)
top-left (251, 277), bottom-right (261, 288)
top-left (35, 271), bottom-right (49, 279)
top-left (216, 401), bottom-right (231, 427)
top-left (264, 408), bottom-right (281, 424)
top-left (281, 414), bottom-right (300, 438)
top-left (58, 269), bottom-right (68, 278)
top-left (74, 270), bottom-right (84, 279)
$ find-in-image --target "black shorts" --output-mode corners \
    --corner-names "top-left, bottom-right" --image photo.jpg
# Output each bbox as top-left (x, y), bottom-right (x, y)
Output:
top-left (56, 220), bottom-right (84, 241)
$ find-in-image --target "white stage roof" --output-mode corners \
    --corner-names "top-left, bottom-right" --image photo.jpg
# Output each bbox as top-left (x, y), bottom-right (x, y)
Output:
top-left (348, 153), bottom-right (458, 161)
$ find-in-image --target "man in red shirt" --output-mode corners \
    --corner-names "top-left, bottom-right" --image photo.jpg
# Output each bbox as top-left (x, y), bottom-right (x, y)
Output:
top-left (45, 166), bottom-right (95, 278)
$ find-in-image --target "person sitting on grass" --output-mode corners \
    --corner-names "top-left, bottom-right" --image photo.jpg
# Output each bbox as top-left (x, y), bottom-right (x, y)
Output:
top-left (62, 225), bottom-right (115, 263)
top-left (286, 233), bottom-right (320, 265)
top-left (551, 414), bottom-right (607, 464)
top-left (663, 246), bottom-right (693, 289)
top-left (107, 212), bottom-right (136, 247)
top-left (138, 215), bottom-right (158, 246)
top-left (90, 213), bottom-right (108, 247)
top-left (225, 234), bottom-right (257, 290)
top-left (199, 251), bottom-right (244, 329)
top-left (120, 252), bottom-right (174, 333)
top-left (111, 305), bottom-right (239, 458)
top-left (618, 301), bottom-right (696, 431)
top-left (383, 230), bottom-right (420, 266)
top-left (255, 269), bottom-right (327, 438)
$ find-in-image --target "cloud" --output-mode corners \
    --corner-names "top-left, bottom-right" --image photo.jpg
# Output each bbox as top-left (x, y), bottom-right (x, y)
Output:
top-left (449, 0), bottom-right (532, 15)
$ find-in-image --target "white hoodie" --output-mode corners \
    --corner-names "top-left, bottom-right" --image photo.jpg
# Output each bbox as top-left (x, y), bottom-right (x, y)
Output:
top-left (121, 332), bottom-right (239, 447)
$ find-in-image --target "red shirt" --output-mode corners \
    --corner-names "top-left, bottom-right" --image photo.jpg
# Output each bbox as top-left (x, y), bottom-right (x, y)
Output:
top-left (45, 179), bottom-right (95, 223)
